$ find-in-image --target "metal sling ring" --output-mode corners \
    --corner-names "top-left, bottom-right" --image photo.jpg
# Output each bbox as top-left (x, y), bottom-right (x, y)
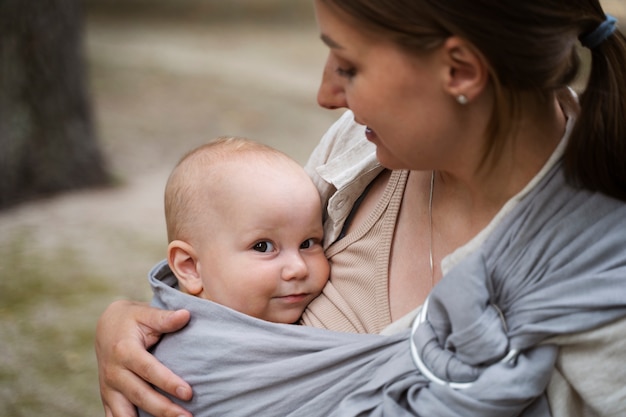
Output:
top-left (409, 296), bottom-right (520, 390)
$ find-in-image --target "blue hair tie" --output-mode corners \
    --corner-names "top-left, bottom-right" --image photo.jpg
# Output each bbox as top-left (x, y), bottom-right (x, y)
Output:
top-left (580, 14), bottom-right (618, 49)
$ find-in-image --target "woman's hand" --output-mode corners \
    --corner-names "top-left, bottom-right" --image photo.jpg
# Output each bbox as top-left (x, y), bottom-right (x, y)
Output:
top-left (95, 300), bottom-right (193, 417)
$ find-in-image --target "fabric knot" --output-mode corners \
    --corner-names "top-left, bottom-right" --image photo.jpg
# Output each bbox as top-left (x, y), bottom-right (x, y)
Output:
top-left (410, 297), bottom-right (515, 389)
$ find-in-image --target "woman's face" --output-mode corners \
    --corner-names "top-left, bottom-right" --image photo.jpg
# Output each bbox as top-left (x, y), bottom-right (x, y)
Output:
top-left (313, 0), bottom-right (459, 170)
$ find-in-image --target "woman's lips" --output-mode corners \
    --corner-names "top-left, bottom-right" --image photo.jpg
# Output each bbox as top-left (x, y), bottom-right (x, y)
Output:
top-left (365, 126), bottom-right (378, 142)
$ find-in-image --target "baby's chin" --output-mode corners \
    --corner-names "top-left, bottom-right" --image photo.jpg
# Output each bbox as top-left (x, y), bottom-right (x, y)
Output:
top-left (263, 307), bottom-right (308, 325)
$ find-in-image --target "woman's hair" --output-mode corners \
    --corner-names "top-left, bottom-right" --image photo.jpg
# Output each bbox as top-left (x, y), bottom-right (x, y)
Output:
top-left (323, 0), bottom-right (626, 201)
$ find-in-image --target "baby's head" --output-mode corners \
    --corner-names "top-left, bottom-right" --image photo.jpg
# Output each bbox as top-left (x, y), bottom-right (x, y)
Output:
top-left (164, 137), bottom-right (329, 324)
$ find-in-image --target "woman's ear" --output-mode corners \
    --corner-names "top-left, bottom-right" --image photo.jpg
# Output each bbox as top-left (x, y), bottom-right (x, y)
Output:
top-left (440, 36), bottom-right (489, 104)
top-left (168, 240), bottom-right (204, 296)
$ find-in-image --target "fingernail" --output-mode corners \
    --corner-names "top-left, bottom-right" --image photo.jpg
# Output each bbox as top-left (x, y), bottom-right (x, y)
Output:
top-left (176, 386), bottom-right (189, 398)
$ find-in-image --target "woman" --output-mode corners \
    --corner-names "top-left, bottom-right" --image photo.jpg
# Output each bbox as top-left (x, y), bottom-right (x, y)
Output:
top-left (97, 1), bottom-right (626, 416)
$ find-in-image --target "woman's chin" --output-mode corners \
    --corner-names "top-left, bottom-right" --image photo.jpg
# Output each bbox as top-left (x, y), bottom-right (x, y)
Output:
top-left (375, 149), bottom-right (403, 170)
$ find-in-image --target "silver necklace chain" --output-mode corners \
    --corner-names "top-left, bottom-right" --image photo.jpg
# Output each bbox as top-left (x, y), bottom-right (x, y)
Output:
top-left (428, 170), bottom-right (435, 287)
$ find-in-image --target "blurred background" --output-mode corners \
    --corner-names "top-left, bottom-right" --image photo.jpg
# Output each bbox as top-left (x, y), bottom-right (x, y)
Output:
top-left (0, 1), bottom-right (624, 416)
top-left (0, 1), bottom-right (337, 415)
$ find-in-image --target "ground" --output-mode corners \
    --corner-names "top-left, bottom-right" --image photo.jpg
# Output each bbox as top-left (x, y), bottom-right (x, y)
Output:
top-left (0, 2), bottom-right (624, 415)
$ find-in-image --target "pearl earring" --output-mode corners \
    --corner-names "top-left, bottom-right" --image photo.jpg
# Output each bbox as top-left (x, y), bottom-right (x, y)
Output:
top-left (456, 94), bottom-right (468, 105)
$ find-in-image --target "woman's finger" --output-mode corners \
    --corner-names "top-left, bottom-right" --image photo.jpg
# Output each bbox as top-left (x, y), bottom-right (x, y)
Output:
top-left (116, 338), bottom-right (192, 401)
top-left (103, 369), bottom-right (192, 417)
top-left (96, 300), bottom-right (193, 417)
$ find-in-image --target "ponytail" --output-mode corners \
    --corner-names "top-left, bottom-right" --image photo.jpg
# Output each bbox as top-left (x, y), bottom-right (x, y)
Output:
top-left (565, 18), bottom-right (626, 201)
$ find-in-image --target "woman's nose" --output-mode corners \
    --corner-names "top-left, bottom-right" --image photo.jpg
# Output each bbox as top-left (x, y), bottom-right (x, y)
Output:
top-left (317, 55), bottom-right (347, 110)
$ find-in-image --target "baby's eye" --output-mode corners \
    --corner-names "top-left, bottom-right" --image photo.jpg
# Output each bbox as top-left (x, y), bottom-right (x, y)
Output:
top-left (253, 241), bottom-right (275, 253)
top-left (300, 238), bottom-right (316, 249)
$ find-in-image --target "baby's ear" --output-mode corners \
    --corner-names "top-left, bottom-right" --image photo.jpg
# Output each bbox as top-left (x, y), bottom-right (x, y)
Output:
top-left (168, 240), bottom-right (203, 295)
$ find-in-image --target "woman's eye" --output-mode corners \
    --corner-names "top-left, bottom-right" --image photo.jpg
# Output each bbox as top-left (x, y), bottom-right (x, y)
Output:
top-left (253, 241), bottom-right (275, 253)
top-left (300, 239), bottom-right (315, 249)
top-left (336, 66), bottom-right (356, 78)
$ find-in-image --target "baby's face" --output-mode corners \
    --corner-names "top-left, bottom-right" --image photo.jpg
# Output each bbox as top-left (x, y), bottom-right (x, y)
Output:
top-left (195, 162), bottom-right (329, 323)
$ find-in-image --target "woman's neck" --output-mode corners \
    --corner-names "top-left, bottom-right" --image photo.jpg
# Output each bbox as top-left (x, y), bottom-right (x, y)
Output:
top-left (437, 91), bottom-right (567, 220)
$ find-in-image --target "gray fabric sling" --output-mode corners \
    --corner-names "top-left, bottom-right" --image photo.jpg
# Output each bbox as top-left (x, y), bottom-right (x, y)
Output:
top-left (141, 162), bottom-right (626, 417)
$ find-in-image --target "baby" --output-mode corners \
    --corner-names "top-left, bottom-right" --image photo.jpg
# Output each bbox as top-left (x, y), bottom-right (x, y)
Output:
top-left (162, 136), bottom-right (329, 323)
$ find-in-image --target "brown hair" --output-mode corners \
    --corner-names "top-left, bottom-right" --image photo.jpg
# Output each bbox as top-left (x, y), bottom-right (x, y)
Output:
top-left (323, 0), bottom-right (626, 200)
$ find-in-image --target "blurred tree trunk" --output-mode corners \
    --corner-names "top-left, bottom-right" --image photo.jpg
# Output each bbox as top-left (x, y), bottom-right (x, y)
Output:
top-left (0, 0), bottom-right (110, 209)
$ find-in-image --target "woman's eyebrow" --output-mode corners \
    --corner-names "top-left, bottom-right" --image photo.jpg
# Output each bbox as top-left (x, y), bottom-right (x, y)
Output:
top-left (320, 33), bottom-right (343, 49)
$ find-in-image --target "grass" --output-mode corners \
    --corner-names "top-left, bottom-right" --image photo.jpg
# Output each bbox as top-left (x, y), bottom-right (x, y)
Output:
top-left (0, 231), bottom-right (119, 417)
